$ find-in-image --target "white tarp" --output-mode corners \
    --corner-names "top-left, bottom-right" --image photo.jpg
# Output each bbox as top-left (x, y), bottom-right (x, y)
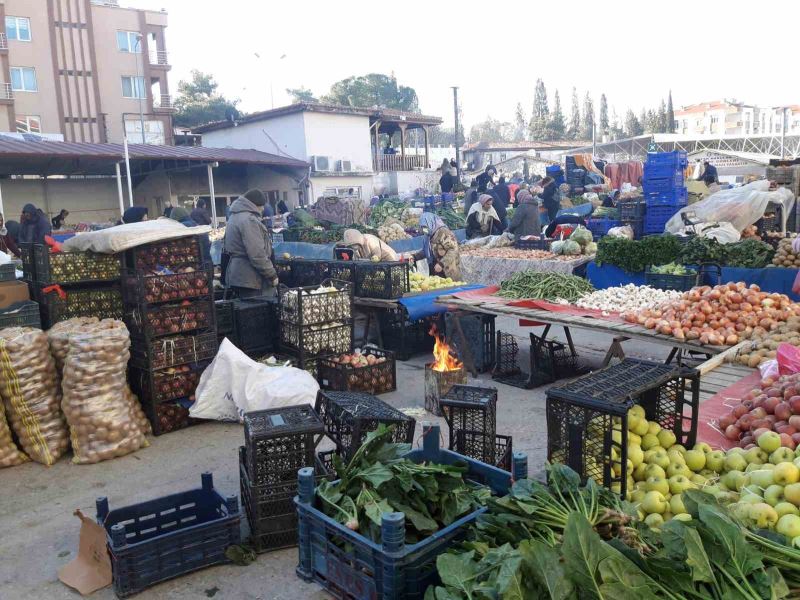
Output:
top-left (61, 219), bottom-right (211, 254)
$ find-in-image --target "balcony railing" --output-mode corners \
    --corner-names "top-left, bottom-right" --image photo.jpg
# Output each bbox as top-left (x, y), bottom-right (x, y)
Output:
top-left (153, 94), bottom-right (175, 112)
top-left (373, 154), bottom-right (428, 172)
top-left (149, 50), bottom-right (169, 66)
top-left (0, 33), bottom-right (7, 51)
top-left (0, 83), bottom-right (13, 100)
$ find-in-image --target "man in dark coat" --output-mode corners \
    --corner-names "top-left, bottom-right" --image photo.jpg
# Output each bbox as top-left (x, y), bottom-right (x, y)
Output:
top-left (701, 161), bottom-right (719, 185)
top-left (475, 165), bottom-right (496, 193)
top-left (190, 198), bottom-right (212, 226)
top-left (493, 175), bottom-right (511, 208)
top-left (539, 177), bottom-right (560, 220)
top-left (19, 203), bottom-right (52, 244)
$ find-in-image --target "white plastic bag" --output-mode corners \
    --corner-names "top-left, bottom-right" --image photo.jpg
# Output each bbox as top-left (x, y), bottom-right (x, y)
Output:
top-left (190, 339), bottom-right (319, 421)
top-left (607, 225), bottom-right (634, 240)
top-left (62, 219), bottom-right (210, 254)
top-left (699, 222), bottom-right (740, 244)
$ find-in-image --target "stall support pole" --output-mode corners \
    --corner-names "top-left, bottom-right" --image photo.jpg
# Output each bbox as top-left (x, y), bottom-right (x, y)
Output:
top-left (207, 163), bottom-right (218, 229)
top-left (123, 136), bottom-right (134, 207)
top-left (0, 179), bottom-right (5, 217)
top-left (115, 162), bottom-right (125, 217)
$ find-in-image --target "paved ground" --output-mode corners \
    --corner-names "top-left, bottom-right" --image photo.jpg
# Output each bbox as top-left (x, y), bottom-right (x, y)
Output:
top-left (0, 315), bottom-right (671, 600)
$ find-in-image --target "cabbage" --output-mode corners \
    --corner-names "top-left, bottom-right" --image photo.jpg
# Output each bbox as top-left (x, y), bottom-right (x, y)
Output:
top-left (584, 241), bottom-right (598, 255)
top-left (562, 240), bottom-right (582, 255)
top-left (551, 240), bottom-right (566, 255)
top-left (570, 227), bottom-right (593, 247)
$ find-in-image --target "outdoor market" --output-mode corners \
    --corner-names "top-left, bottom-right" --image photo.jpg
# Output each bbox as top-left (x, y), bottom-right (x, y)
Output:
top-left (4, 149), bottom-right (800, 599)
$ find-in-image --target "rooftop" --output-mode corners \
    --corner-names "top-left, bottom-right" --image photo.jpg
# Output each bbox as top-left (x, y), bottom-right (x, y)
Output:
top-left (462, 140), bottom-right (591, 151)
top-left (193, 102), bottom-right (443, 134)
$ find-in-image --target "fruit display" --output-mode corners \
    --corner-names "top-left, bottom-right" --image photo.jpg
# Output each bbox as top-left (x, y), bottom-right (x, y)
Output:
top-left (772, 237), bottom-right (800, 267)
top-left (135, 300), bottom-right (213, 337)
top-left (151, 366), bottom-right (202, 403)
top-left (132, 331), bottom-right (218, 371)
top-left (279, 284), bottom-right (351, 325)
top-left (132, 268), bottom-right (211, 304)
top-left (279, 321), bottom-right (352, 357)
top-left (736, 317), bottom-right (800, 367)
top-left (377, 221), bottom-right (411, 242)
top-left (354, 262), bottom-right (409, 299)
top-left (575, 284), bottom-right (681, 314)
top-left (625, 282), bottom-right (800, 345)
top-left (129, 237), bottom-right (200, 271)
top-left (459, 246), bottom-right (560, 259)
top-left (318, 348), bottom-right (396, 394)
top-left (34, 246), bottom-right (120, 284)
top-left (497, 271), bottom-right (595, 302)
top-left (409, 272), bottom-right (466, 293)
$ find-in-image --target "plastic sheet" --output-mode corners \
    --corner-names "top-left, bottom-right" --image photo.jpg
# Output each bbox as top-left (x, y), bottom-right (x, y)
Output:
top-left (0, 327), bottom-right (69, 465)
top-left (398, 284), bottom-right (485, 320)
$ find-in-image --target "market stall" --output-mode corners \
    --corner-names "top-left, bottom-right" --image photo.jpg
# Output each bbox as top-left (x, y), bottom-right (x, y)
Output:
top-left (459, 252), bottom-right (593, 285)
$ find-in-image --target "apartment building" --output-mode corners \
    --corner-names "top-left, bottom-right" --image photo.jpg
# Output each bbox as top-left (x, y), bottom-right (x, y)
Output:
top-left (674, 100), bottom-right (800, 137)
top-left (0, 0), bottom-right (174, 144)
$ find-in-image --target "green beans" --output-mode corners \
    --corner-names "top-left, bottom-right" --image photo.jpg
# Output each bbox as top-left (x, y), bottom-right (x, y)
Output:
top-left (496, 271), bottom-right (595, 302)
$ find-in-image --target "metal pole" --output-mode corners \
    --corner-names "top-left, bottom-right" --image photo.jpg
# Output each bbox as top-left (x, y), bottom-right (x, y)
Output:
top-left (207, 164), bottom-right (218, 229)
top-left (115, 162), bottom-right (125, 217)
top-left (0, 179), bottom-right (5, 218)
top-left (135, 35), bottom-right (146, 144)
top-left (781, 107), bottom-right (787, 160)
top-left (123, 136), bottom-right (134, 207)
top-left (452, 86), bottom-right (460, 180)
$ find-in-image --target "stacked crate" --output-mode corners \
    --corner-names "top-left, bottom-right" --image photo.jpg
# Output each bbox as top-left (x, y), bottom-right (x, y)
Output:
top-left (618, 199), bottom-right (646, 239)
top-left (642, 150), bottom-right (689, 235)
top-left (22, 244), bottom-right (123, 328)
top-left (122, 235), bottom-right (217, 435)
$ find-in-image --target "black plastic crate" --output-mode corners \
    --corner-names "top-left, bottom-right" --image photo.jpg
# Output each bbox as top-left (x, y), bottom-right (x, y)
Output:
top-left (644, 267), bottom-right (698, 291)
top-left (546, 358), bottom-right (700, 497)
top-left (377, 306), bottom-right (437, 361)
top-left (278, 279), bottom-right (352, 326)
top-left (514, 236), bottom-right (552, 250)
top-left (617, 199), bottom-right (646, 221)
top-left (354, 261), bottom-right (410, 299)
top-left (257, 352), bottom-right (324, 380)
top-left (125, 297), bottom-right (215, 339)
top-left (314, 390), bottom-right (416, 460)
top-left (290, 259), bottom-right (329, 287)
top-left (130, 330), bottom-right (218, 371)
top-left (36, 284), bottom-right (123, 328)
top-left (33, 245), bottom-right (120, 285)
top-left (146, 399), bottom-right (196, 435)
top-left (122, 267), bottom-right (213, 305)
top-left (279, 321), bottom-right (352, 359)
top-left (453, 430), bottom-right (512, 472)
top-left (0, 301), bottom-right (41, 329)
top-left (327, 260), bottom-right (357, 284)
top-left (19, 243), bottom-right (34, 281)
top-left (122, 236), bottom-right (202, 272)
top-left (0, 263), bottom-right (16, 282)
top-left (274, 257), bottom-right (294, 286)
top-left (621, 218), bottom-right (643, 240)
top-left (445, 312), bottom-right (496, 373)
top-left (242, 404), bottom-right (324, 488)
top-left (215, 299), bottom-right (235, 335)
top-left (492, 331), bottom-right (534, 389)
top-left (129, 363), bottom-right (206, 405)
top-left (318, 348), bottom-right (396, 394)
top-left (530, 331), bottom-right (581, 385)
top-left (233, 296), bottom-right (277, 355)
top-left (96, 473), bottom-right (240, 598)
top-left (440, 384), bottom-right (497, 463)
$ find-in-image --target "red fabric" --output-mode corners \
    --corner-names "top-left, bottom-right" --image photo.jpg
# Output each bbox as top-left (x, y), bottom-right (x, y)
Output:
top-left (45, 235), bottom-right (63, 253)
top-left (604, 164), bottom-right (621, 190)
top-left (42, 284), bottom-right (67, 300)
top-left (508, 184), bottom-right (520, 203)
top-left (696, 371), bottom-right (762, 450)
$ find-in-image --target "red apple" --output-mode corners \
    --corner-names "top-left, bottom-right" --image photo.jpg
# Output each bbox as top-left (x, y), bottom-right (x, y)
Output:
top-left (777, 424), bottom-right (797, 436)
top-left (792, 432), bottom-right (800, 445)
top-left (750, 407), bottom-right (768, 420)
top-left (751, 419), bottom-right (772, 431)
top-left (733, 404), bottom-right (750, 418)
top-left (789, 415), bottom-right (800, 430)
top-left (737, 414), bottom-right (754, 431)
top-left (789, 396), bottom-right (800, 414)
top-left (725, 424), bottom-right (742, 441)
top-left (776, 402), bottom-right (793, 422)
top-left (719, 412), bottom-right (737, 430)
top-left (766, 387), bottom-right (783, 398)
top-left (763, 397), bottom-right (780, 415)
top-left (780, 433), bottom-right (797, 450)
top-left (753, 427), bottom-right (772, 440)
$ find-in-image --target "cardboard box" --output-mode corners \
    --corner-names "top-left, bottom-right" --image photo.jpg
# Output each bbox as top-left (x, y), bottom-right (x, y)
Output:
top-left (0, 281), bottom-right (29, 309)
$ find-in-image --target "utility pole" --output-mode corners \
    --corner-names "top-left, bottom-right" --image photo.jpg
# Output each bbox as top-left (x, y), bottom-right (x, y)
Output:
top-left (781, 107), bottom-right (787, 160)
top-left (452, 86), bottom-right (461, 180)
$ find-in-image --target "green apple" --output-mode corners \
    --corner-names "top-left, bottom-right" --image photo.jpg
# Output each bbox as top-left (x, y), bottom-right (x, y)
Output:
top-left (748, 469), bottom-right (776, 489)
top-left (641, 491), bottom-right (668, 514)
top-left (771, 448), bottom-right (796, 465)
top-left (774, 462), bottom-right (800, 486)
top-left (670, 493), bottom-right (687, 515)
top-left (629, 405), bottom-right (646, 420)
top-left (671, 444), bottom-right (688, 455)
top-left (759, 431), bottom-right (782, 454)
top-left (742, 484), bottom-right (764, 498)
top-left (729, 447), bottom-right (746, 455)
top-left (645, 476), bottom-right (670, 496)
top-left (775, 502), bottom-right (800, 518)
top-left (628, 432), bottom-right (642, 447)
top-left (722, 470), bottom-right (748, 491)
top-left (633, 463), bottom-right (648, 482)
top-left (648, 422), bottom-right (662, 436)
top-left (631, 418), bottom-right (650, 437)
top-left (631, 489), bottom-right (647, 504)
top-left (628, 444), bottom-right (644, 467)
top-left (729, 502), bottom-right (752, 522)
top-left (684, 449), bottom-right (706, 471)
top-left (740, 493), bottom-right (765, 505)
top-left (667, 449), bottom-right (686, 465)
top-left (750, 503), bottom-right (779, 529)
top-left (793, 456), bottom-right (800, 470)
top-left (641, 433), bottom-right (660, 451)
top-left (705, 450), bottom-right (726, 473)
top-left (724, 453), bottom-right (748, 473)
top-left (673, 513), bottom-right (692, 522)
top-left (667, 462), bottom-right (692, 478)
top-left (644, 513), bottom-right (664, 528)
top-left (694, 442), bottom-right (712, 454)
top-left (645, 463), bottom-right (667, 480)
top-left (716, 491), bottom-right (739, 504)
top-left (669, 475), bottom-right (694, 495)
top-left (784, 483), bottom-right (800, 506)
top-left (627, 410), bottom-right (642, 433)
top-left (764, 485), bottom-right (785, 507)
top-left (744, 447), bottom-right (768, 466)
top-left (690, 474), bottom-right (707, 487)
top-left (657, 429), bottom-right (677, 449)
top-left (662, 511), bottom-right (674, 521)
top-left (777, 514), bottom-right (800, 539)
top-left (648, 450), bottom-right (671, 470)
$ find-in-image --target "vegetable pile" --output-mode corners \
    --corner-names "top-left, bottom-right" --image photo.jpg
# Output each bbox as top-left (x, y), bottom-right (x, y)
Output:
top-left (678, 237), bottom-right (775, 269)
top-left (650, 262), bottom-right (695, 276)
top-left (459, 247), bottom-right (559, 260)
top-left (409, 273), bottom-right (465, 292)
top-left (319, 348), bottom-right (394, 394)
top-left (369, 198), bottom-right (417, 228)
top-left (377, 220), bottom-right (412, 242)
top-left (317, 425), bottom-right (489, 543)
top-left (736, 317), bottom-right (800, 368)
top-left (497, 272), bottom-right (595, 302)
top-left (575, 284), bottom-right (682, 314)
top-left (435, 205), bottom-right (466, 229)
top-left (771, 238), bottom-right (800, 268)
top-left (596, 234), bottom-right (682, 272)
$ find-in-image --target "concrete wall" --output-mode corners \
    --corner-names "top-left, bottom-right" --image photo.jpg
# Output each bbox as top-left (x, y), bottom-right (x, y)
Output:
top-left (201, 112), bottom-right (307, 161)
top-left (0, 177), bottom-right (121, 224)
top-left (302, 111), bottom-right (372, 172)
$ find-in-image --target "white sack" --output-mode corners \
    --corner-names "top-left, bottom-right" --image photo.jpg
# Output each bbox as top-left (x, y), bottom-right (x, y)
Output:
top-left (62, 219), bottom-right (211, 254)
top-left (189, 339), bottom-right (319, 421)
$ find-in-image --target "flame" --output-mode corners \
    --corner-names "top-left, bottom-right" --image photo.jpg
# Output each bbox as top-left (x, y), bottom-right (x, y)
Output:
top-left (429, 325), bottom-right (463, 372)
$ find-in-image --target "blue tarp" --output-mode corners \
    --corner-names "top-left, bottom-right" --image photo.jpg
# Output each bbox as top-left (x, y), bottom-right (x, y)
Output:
top-left (586, 261), bottom-right (646, 288)
top-left (399, 283), bottom-right (484, 320)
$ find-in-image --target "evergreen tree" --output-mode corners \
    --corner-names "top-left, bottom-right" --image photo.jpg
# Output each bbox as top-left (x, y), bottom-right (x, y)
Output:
top-left (624, 109), bottom-right (643, 137)
top-left (609, 106), bottom-right (624, 140)
top-left (645, 109), bottom-right (657, 133)
top-left (639, 109), bottom-right (648, 133)
top-left (529, 79), bottom-right (550, 139)
top-left (567, 87), bottom-right (581, 140)
top-left (657, 99), bottom-right (668, 133)
top-left (599, 94), bottom-right (609, 135)
top-left (547, 90), bottom-right (566, 139)
top-left (580, 92), bottom-right (594, 140)
top-left (667, 90), bottom-right (675, 133)
top-left (513, 103), bottom-right (527, 141)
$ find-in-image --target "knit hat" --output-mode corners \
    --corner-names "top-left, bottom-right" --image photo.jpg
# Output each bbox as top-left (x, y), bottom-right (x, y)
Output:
top-left (243, 189), bottom-right (267, 206)
top-left (122, 206), bottom-right (148, 224)
top-left (169, 206), bottom-right (190, 222)
top-left (22, 203), bottom-right (36, 215)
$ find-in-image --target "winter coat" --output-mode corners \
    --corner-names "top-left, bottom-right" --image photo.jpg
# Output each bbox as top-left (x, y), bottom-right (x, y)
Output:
top-left (224, 196), bottom-right (277, 290)
top-left (190, 207), bottom-right (212, 226)
top-left (19, 210), bottom-right (52, 245)
top-left (540, 182), bottom-right (559, 219)
top-left (493, 183), bottom-right (511, 208)
top-left (507, 196), bottom-right (541, 238)
top-left (440, 171), bottom-right (455, 193)
top-left (466, 211), bottom-right (503, 239)
top-left (428, 227), bottom-right (462, 280)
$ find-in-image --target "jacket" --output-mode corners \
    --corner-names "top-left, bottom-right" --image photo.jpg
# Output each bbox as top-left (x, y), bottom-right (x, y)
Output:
top-left (439, 171), bottom-right (454, 193)
top-left (466, 211), bottom-right (503, 239)
top-left (507, 197), bottom-right (541, 238)
top-left (223, 196), bottom-right (277, 289)
top-left (19, 210), bottom-right (52, 245)
top-left (429, 227), bottom-right (461, 280)
top-left (493, 183), bottom-right (511, 208)
top-left (190, 207), bottom-right (212, 226)
top-left (487, 190), bottom-right (507, 228)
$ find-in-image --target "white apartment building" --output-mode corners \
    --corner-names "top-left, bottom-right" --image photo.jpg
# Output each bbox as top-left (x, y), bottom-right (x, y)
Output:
top-left (674, 100), bottom-right (800, 137)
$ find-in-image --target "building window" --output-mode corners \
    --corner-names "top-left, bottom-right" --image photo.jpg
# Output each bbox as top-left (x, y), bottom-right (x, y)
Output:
top-left (125, 119), bottom-right (164, 144)
top-left (15, 115), bottom-right (41, 133)
top-left (117, 30), bottom-right (142, 53)
top-left (6, 16), bottom-right (31, 41)
top-left (324, 187), bottom-right (361, 199)
top-left (10, 67), bottom-right (37, 92)
top-left (121, 76), bottom-right (146, 99)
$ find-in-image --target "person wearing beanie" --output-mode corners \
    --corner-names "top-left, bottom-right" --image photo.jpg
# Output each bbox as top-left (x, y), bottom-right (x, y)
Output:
top-left (19, 203), bottom-right (51, 245)
top-left (506, 190), bottom-right (541, 238)
top-left (223, 189), bottom-right (278, 298)
top-left (122, 206), bottom-right (148, 224)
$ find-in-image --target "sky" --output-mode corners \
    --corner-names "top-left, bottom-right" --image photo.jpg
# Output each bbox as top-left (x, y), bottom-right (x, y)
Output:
top-left (132, 0), bottom-right (798, 130)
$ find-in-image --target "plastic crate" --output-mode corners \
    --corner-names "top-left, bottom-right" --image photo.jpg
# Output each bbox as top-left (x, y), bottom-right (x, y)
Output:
top-left (642, 174), bottom-right (684, 195)
top-left (36, 285), bottom-right (123, 328)
top-left (645, 150), bottom-right (688, 169)
top-left (122, 268), bottom-right (213, 305)
top-left (274, 257), bottom-right (294, 286)
top-left (242, 404), bottom-right (324, 488)
top-left (440, 384), bottom-right (497, 463)
top-left (233, 297), bottom-right (277, 355)
top-left (377, 307), bottom-right (437, 361)
top-left (0, 301), bottom-right (41, 329)
top-left (290, 259), bottom-right (330, 287)
top-left (33, 245), bottom-right (120, 285)
top-left (530, 331), bottom-right (582, 385)
top-left (621, 218), bottom-right (643, 240)
top-left (125, 297), bottom-right (215, 339)
top-left (279, 319), bottom-right (352, 359)
top-left (327, 261), bottom-right (357, 284)
top-left (453, 430), bottom-right (513, 472)
top-left (444, 312), bottom-right (496, 373)
top-left (0, 262), bottom-right (16, 282)
top-left (314, 390), bottom-right (415, 460)
top-left (145, 399), bottom-right (196, 435)
top-left (617, 199), bottom-right (646, 221)
top-left (128, 363), bottom-right (206, 405)
top-left (122, 236), bottom-right (202, 272)
top-left (643, 163), bottom-right (684, 182)
top-left (295, 424), bottom-right (526, 600)
top-left (96, 473), bottom-right (240, 598)
top-left (19, 243), bottom-right (34, 281)
top-left (546, 358), bottom-right (699, 497)
top-left (279, 279), bottom-right (352, 326)
top-left (645, 267), bottom-right (698, 291)
top-left (354, 261), bottom-right (410, 299)
top-left (318, 348), bottom-right (397, 394)
top-left (492, 331), bottom-right (533, 389)
top-left (514, 235), bottom-right (552, 250)
top-left (215, 299), bottom-right (235, 335)
top-left (130, 331), bottom-right (218, 371)
top-left (644, 187), bottom-right (688, 206)
top-left (586, 218), bottom-right (622, 239)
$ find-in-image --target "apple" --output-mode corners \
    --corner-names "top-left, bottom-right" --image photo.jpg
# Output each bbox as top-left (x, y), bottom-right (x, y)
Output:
top-left (724, 453), bottom-right (748, 473)
top-left (645, 476), bottom-right (670, 496)
top-left (642, 491), bottom-right (668, 515)
top-left (631, 489), bottom-right (647, 504)
top-left (777, 402), bottom-right (793, 422)
top-left (777, 514), bottom-right (800, 539)
top-left (633, 463), bottom-right (648, 482)
top-left (667, 463), bottom-right (692, 478)
top-left (792, 433), bottom-right (800, 447)
top-left (628, 444), bottom-right (644, 467)
top-left (764, 484), bottom-right (786, 507)
top-left (729, 502), bottom-right (753, 522)
top-left (631, 418), bottom-right (649, 437)
top-left (649, 450), bottom-right (671, 470)
top-left (690, 474), bottom-right (707, 486)
top-left (742, 484), bottom-right (764, 498)
top-left (775, 502), bottom-right (799, 518)
top-left (645, 463), bottom-right (667, 480)
top-left (657, 429), bottom-right (677, 449)
top-left (648, 421), bottom-right (662, 436)
top-left (669, 475), bottom-right (694, 495)
top-left (775, 462), bottom-right (800, 486)
top-left (740, 493), bottom-right (764, 505)
top-left (744, 447), bottom-right (768, 466)
top-left (693, 442), bottom-right (712, 454)
top-left (667, 449), bottom-right (686, 466)
top-left (641, 433), bottom-right (660, 451)
top-left (794, 457), bottom-right (800, 470)
top-left (628, 432), bottom-right (642, 447)
top-left (771, 447), bottom-right (796, 465)
top-left (705, 451), bottom-right (726, 473)
top-left (669, 493), bottom-right (687, 514)
top-left (784, 483), bottom-right (800, 507)
top-left (673, 513), bottom-right (692, 522)
top-left (750, 503), bottom-right (780, 529)
top-left (644, 513), bottom-right (664, 528)
top-left (627, 410), bottom-right (643, 433)
top-left (722, 470), bottom-right (748, 491)
top-left (789, 397), bottom-right (800, 414)
top-left (781, 433), bottom-right (798, 450)
top-left (671, 444), bottom-right (688, 455)
top-left (764, 397), bottom-right (780, 415)
top-left (759, 431), bottom-right (782, 453)
top-left (748, 469), bottom-right (775, 489)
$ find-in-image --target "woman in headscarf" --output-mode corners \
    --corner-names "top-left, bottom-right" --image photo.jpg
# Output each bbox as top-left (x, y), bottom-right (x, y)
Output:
top-left (466, 194), bottom-right (503, 239)
top-left (0, 213), bottom-right (19, 257)
top-left (122, 206), bottom-right (148, 224)
top-left (338, 229), bottom-right (399, 262)
top-left (506, 190), bottom-right (541, 238)
top-left (414, 212), bottom-right (462, 280)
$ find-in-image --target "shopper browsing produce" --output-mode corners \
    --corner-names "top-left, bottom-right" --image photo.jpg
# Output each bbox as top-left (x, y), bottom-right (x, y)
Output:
top-left (338, 229), bottom-right (399, 261)
top-left (19, 203), bottom-right (51, 245)
top-left (0, 213), bottom-right (19, 257)
top-left (413, 212), bottom-right (462, 280)
top-left (506, 190), bottom-right (541, 238)
top-left (466, 194), bottom-right (503, 239)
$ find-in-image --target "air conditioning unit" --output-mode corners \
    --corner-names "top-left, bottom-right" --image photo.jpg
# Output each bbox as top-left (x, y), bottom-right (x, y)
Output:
top-left (336, 159), bottom-right (352, 172)
top-left (310, 156), bottom-right (332, 172)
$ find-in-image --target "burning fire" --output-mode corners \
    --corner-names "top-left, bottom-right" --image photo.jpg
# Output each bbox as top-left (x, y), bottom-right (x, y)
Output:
top-left (429, 325), bottom-right (463, 372)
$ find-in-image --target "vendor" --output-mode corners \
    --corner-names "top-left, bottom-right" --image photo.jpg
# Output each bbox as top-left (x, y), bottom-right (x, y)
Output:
top-left (19, 203), bottom-right (51, 245)
top-left (476, 165), bottom-right (496, 193)
top-left (539, 176), bottom-right (560, 220)
top-left (439, 159), bottom-right (454, 194)
top-left (700, 161), bottom-right (719, 185)
top-left (466, 194), bottom-right (503, 238)
top-left (506, 190), bottom-right (541, 238)
top-left (543, 208), bottom-right (587, 238)
top-left (191, 198), bottom-right (212, 226)
top-left (51, 209), bottom-right (69, 230)
top-left (413, 212), bottom-right (462, 280)
top-left (339, 229), bottom-right (399, 262)
top-left (0, 214), bottom-right (19, 257)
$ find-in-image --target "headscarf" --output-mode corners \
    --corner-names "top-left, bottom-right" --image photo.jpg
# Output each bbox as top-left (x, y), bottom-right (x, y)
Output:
top-left (516, 190), bottom-right (535, 205)
top-left (467, 194), bottom-right (500, 233)
top-left (169, 206), bottom-right (190, 222)
top-left (440, 158), bottom-right (450, 172)
top-left (419, 212), bottom-right (446, 265)
top-left (22, 203), bottom-right (36, 216)
top-left (122, 206), bottom-right (148, 224)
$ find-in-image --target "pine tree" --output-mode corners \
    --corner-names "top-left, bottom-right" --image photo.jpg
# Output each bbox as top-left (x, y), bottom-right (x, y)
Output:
top-left (624, 109), bottom-right (642, 137)
top-left (580, 92), bottom-right (594, 140)
top-left (609, 106), bottom-right (624, 140)
top-left (513, 103), bottom-right (527, 142)
top-left (645, 109), bottom-right (657, 133)
top-left (657, 99), bottom-right (668, 133)
top-left (599, 94), bottom-right (609, 135)
top-left (667, 91), bottom-right (675, 133)
top-left (548, 90), bottom-right (566, 140)
top-left (639, 108), bottom-right (647, 133)
top-left (567, 87), bottom-right (581, 140)
top-left (529, 79), bottom-right (550, 139)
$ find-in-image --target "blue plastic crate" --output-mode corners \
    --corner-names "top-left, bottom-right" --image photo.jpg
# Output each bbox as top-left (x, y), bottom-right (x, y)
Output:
top-left (295, 424), bottom-right (528, 600)
top-left (644, 163), bottom-right (684, 182)
top-left (97, 473), bottom-right (240, 598)
top-left (646, 150), bottom-right (688, 169)
top-left (643, 173), bottom-right (684, 195)
top-left (586, 218), bottom-right (622, 239)
top-left (645, 187), bottom-right (688, 206)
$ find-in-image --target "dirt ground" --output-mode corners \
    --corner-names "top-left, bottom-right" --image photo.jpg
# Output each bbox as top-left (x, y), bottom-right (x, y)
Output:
top-left (0, 316), bottom-right (670, 599)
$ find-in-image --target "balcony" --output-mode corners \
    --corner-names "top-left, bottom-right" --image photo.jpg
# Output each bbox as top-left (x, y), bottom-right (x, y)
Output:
top-left (373, 154), bottom-right (428, 172)
top-left (0, 83), bottom-right (13, 103)
top-left (0, 33), bottom-right (7, 51)
top-left (153, 94), bottom-right (175, 113)
top-left (148, 50), bottom-right (170, 68)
